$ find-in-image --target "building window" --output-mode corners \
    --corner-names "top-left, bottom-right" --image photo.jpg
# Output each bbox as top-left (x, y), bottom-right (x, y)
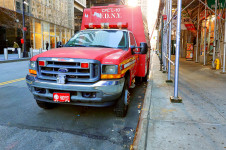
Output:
top-left (16, 1), bottom-right (21, 11)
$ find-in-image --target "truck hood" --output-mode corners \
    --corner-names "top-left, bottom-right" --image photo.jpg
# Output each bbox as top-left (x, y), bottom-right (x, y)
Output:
top-left (30, 47), bottom-right (123, 62)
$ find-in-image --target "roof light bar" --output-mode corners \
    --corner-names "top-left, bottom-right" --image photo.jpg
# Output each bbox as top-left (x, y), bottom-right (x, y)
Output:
top-left (84, 22), bottom-right (128, 29)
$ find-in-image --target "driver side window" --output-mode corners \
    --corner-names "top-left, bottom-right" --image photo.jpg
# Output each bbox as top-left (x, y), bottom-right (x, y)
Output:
top-left (129, 32), bottom-right (138, 51)
top-left (129, 33), bottom-right (137, 46)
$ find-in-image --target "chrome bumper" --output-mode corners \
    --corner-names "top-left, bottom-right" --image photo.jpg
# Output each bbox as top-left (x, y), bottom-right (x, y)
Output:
top-left (26, 74), bottom-right (124, 107)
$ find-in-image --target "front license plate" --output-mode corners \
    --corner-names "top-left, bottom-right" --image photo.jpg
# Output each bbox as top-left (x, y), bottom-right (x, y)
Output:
top-left (53, 93), bottom-right (70, 102)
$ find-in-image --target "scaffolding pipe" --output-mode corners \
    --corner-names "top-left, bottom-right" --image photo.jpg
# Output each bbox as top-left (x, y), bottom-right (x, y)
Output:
top-left (198, 0), bottom-right (225, 21)
top-left (173, 0), bottom-right (182, 98)
top-left (167, 0), bottom-right (172, 81)
top-left (223, 10), bottom-right (226, 73)
top-left (163, 5), bottom-right (168, 72)
top-left (160, 16), bottom-right (164, 71)
top-left (196, 2), bottom-right (200, 63)
top-left (212, 0), bottom-right (217, 68)
top-left (165, 0), bottom-right (196, 28)
top-left (204, 0), bottom-right (207, 66)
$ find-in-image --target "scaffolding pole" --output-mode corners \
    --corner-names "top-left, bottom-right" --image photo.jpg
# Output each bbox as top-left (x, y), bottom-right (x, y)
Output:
top-left (222, 10), bottom-right (226, 73)
top-left (170, 0), bottom-right (182, 103)
top-left (196, 2), bottom-right (200, 63)
top-left (212, 0), bottom-right (218, 68)
top-left (203, 0), bottom-right (207, 66)
top-left (162, 1), bottom-right (168, 73)
top-left (198, 0), bottom-right (225, 21)
top-left (167, 0), bottom-right (173, 82)
top-left (160, 16), bottom-right (164, 71)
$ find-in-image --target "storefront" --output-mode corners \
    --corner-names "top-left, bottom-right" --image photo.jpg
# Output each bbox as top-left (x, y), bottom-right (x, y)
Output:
top-left (30, 19), bottom-right (73, 50)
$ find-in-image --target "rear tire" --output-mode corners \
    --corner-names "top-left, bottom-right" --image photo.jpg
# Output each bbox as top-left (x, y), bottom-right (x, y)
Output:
top-left (142, 68), bottom-right (149, 82)
top-left (114, 77), bottom-right (130, 117)
top-left (36, 100), bottom-right (56, 109)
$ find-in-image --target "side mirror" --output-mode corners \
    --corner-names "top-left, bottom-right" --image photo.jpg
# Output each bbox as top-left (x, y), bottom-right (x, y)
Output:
top-left (130, 43), bottom-right (148, 54)
top-left (57, 41), bottom-right (62, 48)
top-left (140, 42), bottom-right (148, 54)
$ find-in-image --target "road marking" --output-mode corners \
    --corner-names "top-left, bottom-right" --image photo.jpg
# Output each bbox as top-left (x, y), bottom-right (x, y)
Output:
top-left (0, 78), bottom-right (25, 86)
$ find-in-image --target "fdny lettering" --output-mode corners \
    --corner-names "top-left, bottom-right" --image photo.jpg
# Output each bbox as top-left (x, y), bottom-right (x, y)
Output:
top-left (102, 13), bottom-right (121, 19)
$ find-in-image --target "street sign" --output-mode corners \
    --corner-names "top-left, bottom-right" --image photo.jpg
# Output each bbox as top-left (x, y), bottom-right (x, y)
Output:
top-left (207, 0), bottom-right (225, 9)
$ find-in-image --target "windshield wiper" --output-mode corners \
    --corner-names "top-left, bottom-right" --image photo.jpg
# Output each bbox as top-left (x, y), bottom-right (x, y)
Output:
top-left (66, 44), bottom-right (87, 47)
top-left (89, 45), bottom-right (113, 48)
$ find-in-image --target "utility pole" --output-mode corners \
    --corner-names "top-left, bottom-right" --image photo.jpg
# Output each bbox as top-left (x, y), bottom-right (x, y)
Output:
top-left (22, 0), bottom-right (28, 57)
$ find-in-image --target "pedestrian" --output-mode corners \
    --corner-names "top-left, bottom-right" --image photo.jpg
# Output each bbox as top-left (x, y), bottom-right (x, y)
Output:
top-left (57, 41), bottom-right (62, 48)
top-left (46, 41), bottom-right (49, 50)
top-left (13, 41), bottom-right (19, 54)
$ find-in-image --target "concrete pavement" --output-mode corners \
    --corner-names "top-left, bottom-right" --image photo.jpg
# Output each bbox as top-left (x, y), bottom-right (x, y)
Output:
top-left (134, 52), bottom-right (226, 150)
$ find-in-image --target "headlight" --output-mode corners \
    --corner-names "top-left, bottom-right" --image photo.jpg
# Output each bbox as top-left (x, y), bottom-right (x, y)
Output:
top-left (102, 65), bottom-right (118, 74)
top-left (29, 61), bottom-right (36, 70)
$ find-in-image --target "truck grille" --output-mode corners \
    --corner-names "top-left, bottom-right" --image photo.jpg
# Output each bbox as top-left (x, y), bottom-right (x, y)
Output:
top-left (37, 58), bottom-right (100, 83)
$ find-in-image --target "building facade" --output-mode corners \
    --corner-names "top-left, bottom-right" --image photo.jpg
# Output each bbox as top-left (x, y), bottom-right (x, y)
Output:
top-left (0, 0), bottom-right (85, 52)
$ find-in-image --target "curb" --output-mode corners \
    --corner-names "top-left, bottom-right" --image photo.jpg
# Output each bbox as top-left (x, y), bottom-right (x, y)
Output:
top-left (131, 52), bottom-right (154, 150)
top-left (0, 58), bottom-right (30, 64)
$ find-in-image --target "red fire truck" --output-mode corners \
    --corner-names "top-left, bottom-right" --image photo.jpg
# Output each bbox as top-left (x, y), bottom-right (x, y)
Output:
top-left (26, 5), bottom-right (150, 117)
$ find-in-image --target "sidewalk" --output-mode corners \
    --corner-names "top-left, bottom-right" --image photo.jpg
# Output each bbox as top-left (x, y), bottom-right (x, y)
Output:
top-left (0, 54), bottom-right (30, 63)
top-left (0, 49), bottom-right (46, 63)
top-left (135, 52), bottom-right (226, 150)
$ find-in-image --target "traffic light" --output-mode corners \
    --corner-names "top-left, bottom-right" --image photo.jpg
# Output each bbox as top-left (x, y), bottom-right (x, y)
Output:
top-left (21, 38), bottom-right (24, 44)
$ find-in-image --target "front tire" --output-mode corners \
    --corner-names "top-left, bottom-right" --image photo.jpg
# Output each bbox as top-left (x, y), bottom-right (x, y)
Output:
top-left (36, 100), bottom-right (56, 109)
top-left (114, 77), bottom-right (130, 117)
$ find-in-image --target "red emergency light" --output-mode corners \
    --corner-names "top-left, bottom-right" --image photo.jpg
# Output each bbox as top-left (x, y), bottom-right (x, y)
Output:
top-left (39, 61), bottom-right (46, 66)
top-left (81, 63), bottom-right (89, 68)
top-left (84, 22), bottom-right (128, 29)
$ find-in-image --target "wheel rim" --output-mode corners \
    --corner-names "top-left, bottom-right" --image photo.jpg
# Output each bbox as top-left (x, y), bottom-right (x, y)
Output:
top-left (124, 89), bottom-right (130, 105)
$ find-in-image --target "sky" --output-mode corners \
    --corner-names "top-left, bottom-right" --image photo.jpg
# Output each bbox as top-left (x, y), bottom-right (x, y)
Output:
top-left (147, 0), bottom-right (160, 39)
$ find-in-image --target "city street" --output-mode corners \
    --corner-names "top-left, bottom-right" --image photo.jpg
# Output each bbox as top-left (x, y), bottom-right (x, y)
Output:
top-left (0, 61), bottom-right (147, 150)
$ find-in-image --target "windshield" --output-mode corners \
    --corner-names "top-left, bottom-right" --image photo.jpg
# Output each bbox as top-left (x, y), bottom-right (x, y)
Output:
top-left (65, 30), bottom-right (128, 50)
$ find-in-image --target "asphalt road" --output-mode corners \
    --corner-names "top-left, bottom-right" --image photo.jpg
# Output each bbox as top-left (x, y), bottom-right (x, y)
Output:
top-left (0, 61), bottom-right (147, 150)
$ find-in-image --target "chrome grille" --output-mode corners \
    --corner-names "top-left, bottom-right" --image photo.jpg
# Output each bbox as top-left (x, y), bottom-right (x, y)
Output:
top-left (37, 58), bottom-right (100, 83)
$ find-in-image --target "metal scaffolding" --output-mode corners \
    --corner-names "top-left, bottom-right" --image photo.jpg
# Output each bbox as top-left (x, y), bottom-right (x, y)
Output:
top-left (157, 0), bottom-right (226, 102)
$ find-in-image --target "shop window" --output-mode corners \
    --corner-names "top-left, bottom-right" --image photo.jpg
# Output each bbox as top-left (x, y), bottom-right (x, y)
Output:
top-left (30, 33), bottom-right (34, 48)
top-left (35, 21), bottom-right (41, 33)
top-left (50, 24), bottom-right (55, 36)
top-left (43, 22), bottom-right (49, 34)
top-left (35, 34), bottom-right (42, 49)
top-left (62, 29), bottom-right (65, 38)
top-left (56, 26), bottom-right (60, 37)
top-left (62, 38), bottom-right (65, 44)
top-left (50, 36), bottom-right (55, 49)
top-left (43, 34), bottom-right (49, 50)
top-left (30, 20), bottom-right (33, 32)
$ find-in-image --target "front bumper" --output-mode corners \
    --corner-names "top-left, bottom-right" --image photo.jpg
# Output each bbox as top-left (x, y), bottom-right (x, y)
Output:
top-left (26, 74), bottom-right (124, 107)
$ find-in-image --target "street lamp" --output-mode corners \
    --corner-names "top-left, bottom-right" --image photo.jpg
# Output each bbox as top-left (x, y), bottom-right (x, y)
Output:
top-left (22, 0), bottom-right (28, 57)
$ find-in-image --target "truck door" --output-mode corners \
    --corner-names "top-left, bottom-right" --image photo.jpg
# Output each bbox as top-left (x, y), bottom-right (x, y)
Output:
top-left (129, 32), bottom-right (139, 79)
